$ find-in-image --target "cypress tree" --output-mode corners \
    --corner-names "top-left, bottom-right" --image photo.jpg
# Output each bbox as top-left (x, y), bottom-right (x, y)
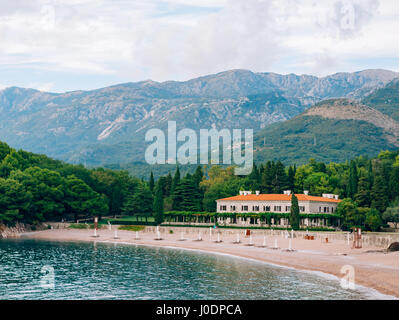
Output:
top-left (192, 166), bottom-right (204, 187)
top-left (261, 161), bottom-right (274, 193)
top-left (390, 166), bottom-right (399, 202)
top-left (248, 163), bottom-right (260, 191)
top-left (367, 160), bottom-right (374, 188)
top-left (290, 194), bottom-right (300, 230)
top-left (149, 171), bottom-right (154, 193)
top-left (371, 175), bottom-right (389, 213)
top-left (258, 164), bottom-right (265, 176)
top-left (348, 160), bottom-right (358, 199)
top-left (153, 181), bottom-right (164, 225)
top-left (272, 161), bottom-right (288, 193)
top-left (192, 166), bottom-right (204, 210)
top-left (288, 166), bottom-right (295, 192)
top-left (164, 172), bottom-right (172, 197)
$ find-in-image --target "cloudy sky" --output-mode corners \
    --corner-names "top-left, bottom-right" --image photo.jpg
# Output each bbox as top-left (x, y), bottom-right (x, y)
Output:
top-left (0, 0), bottom-right (398, 92)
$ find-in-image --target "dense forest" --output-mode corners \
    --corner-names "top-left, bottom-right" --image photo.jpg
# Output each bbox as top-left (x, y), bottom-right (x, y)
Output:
top-left (1, 139), bottom-right (399, 231)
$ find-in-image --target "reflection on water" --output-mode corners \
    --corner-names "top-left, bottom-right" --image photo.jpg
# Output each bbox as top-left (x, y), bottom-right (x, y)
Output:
top-left (0, 239), bottom-right (385, 300)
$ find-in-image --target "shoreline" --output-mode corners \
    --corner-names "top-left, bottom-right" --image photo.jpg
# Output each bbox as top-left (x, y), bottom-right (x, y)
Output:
top-left (17, 228), bottom-right (399, 299)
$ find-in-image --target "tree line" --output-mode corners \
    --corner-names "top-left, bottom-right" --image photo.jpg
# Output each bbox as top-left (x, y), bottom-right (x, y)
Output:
top-left (0, 141), bottom-right (140, 224)
top-left (1, 139), bottom-right (399, 231)
top-left (141, 150), bottom-right (399, 231)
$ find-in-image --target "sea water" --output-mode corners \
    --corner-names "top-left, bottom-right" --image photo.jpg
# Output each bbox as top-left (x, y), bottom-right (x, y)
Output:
top-left (0, 239), bottom-right (390, 300)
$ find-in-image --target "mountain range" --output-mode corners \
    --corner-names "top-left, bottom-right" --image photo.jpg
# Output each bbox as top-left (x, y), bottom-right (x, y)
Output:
top-left (0, 68), bottom-right (398, 172)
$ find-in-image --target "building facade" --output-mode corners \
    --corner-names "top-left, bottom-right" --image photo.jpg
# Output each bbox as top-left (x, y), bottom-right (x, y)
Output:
top-left (216, 190), bottom-right (340, 214)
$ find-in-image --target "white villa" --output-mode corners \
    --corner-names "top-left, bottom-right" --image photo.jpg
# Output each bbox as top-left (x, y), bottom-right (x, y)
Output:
top-left (216, 190), bottom-right (340, 214)
top-left (162, 190), bottom-right (342, 229)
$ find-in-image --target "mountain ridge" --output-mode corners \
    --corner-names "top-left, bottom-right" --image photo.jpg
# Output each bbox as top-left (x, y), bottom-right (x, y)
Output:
top-left (0, 68), bottom-right (398, 166)
top-left (1, 68), bottom-right (397, 96)
top-left (253, 81), bottom-right (399, 165)
top-left (304, 99), bottom-right (399, 143)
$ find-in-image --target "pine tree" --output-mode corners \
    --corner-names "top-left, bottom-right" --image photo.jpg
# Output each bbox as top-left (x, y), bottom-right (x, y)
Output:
top-left (122, 183), bottom-right (153, 221)
top-left (355, 175), bottom-right (371, 207)
top-left (172, 177), bottom-right (201, 211)
top-left (290, 194), bottom-right (300, 230)
top-left (171, 166), bottom-right (180, 193)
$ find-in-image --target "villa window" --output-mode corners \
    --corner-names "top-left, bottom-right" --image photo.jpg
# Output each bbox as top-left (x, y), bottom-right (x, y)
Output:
top-left (230, 205), bottom-right (236, 211)
top-left (252, 206), bottom-right (259, 211)
top-left (263, 206), bottom-right (270, 211)
top-left (274, 206), bottom-right (282, 212)
top-left (324, 207), bottom-right (329, 213)
top-left (242, 205), bottom-right (248, 211)
top-left (300, 206), bottom-right (305, 212)
top-left (220, 205), bottom-right (227, 211)
top-left (285, 206), bottom-right (291, 212)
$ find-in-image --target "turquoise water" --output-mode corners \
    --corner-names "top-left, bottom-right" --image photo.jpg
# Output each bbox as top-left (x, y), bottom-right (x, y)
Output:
top-left (0, 239), bottom-right (387, 300)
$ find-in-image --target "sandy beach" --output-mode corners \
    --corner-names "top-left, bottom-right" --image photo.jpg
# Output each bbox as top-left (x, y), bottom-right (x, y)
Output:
top-left (20, 227), bottom-right (399, 299)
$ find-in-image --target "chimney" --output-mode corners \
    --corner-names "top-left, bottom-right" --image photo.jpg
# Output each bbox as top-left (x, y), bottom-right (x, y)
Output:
top-left (256, 190), bottom-right (260, 196)
top-left (334, 195), bottom-right (339, 200)
top-left (239, 191), bottom-right (244, 196)
top-left (283, 190), bottom-right (291, 195)
top-left (304, 190), bottom-right (309, 196)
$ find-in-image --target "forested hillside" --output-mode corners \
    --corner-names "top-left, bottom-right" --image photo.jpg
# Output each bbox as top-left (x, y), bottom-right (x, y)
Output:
top-left (0, 141), bottom-right (143, 225)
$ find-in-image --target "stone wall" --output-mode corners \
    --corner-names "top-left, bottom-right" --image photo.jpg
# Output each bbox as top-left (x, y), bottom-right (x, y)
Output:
top-left (0, 223), bottom-right (44, 238)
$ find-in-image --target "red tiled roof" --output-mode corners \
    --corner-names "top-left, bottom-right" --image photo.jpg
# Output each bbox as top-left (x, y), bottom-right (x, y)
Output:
top-left (217, 194), bottom-right (340, 203)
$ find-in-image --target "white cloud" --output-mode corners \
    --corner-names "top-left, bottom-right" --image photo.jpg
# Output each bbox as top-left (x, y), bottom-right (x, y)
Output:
top-left (0, 0), bottom-right (397, 90)
top-left (27, 82), bottom-right (55, 92)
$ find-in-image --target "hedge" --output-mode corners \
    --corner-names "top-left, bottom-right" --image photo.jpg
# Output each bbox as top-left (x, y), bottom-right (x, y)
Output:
top-left (164, 211), bottom-right (341, 221)
top-left (160, 224), bottom-right (335, 231)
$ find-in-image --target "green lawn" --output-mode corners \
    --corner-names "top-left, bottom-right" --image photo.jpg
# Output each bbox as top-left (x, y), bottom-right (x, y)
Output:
top-left (100, 215), bottom-right (155, 225)
top-left (118, 225), bottom-right (146, 231)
